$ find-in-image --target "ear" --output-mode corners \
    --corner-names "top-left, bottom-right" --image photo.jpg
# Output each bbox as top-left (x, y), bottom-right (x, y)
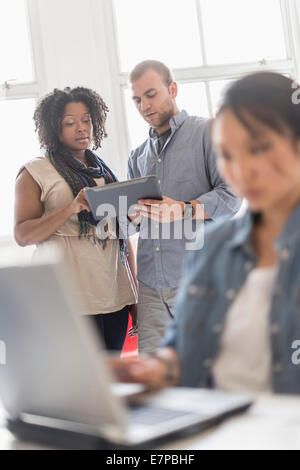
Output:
top-left (169, 81), bottom-right (178, 100)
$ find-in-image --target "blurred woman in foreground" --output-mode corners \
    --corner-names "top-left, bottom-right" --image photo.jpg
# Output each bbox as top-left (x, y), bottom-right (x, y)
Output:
top-left (111, 72), bottom-right (300, 394)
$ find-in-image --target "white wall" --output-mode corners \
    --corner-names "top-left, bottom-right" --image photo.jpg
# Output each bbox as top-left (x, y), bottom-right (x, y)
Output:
top-left (29, 0), bottom-right (128, 179)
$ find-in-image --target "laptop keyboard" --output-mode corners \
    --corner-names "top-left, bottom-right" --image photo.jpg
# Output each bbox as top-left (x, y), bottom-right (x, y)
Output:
top-left (129, 405), bottom-right (200, 426)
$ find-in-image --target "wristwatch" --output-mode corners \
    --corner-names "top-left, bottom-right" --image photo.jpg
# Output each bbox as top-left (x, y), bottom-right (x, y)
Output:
top-left (183, 201), bottom-right (195, 219)
top-left (149, 352), bottom-right (179, 384)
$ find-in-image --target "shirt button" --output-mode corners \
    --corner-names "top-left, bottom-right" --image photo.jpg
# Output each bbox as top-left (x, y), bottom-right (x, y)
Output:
top-left (226, 289), bottom-right (236, 300)
top-left (187, 285), bottom-right (198, 296)
top-left (212, 324), bottom-right (222, 334)
top-left (203, 359), bottom-right (213, 368)
top-left (158, 158), bottom-right (162, 163)
top-left (156, 247), bottom-right (160, 252)
top-left (280, 248), bottom-right (290, 260)
top-left (271, 323), bottom-right (280, 334)
top-left (273, 363), bottom-right (283, 373)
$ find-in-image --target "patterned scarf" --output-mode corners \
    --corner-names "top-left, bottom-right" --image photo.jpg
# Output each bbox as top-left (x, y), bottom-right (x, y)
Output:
top-left (47, 147), bottom-right (127, 261)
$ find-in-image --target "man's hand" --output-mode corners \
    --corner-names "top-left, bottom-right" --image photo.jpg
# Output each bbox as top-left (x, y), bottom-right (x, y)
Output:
top-left (135, 197), bottom-right (208, 222)
top-left (134, 196), bottom-right (184, 223)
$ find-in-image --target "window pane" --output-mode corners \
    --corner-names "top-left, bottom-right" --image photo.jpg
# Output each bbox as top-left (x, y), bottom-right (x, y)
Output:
top-left (124, 82), bottom-right (209, 151)
top-left (209, 79), bottom-right (234, 116)
top-left (0, 0), bottom-right (34, 83)
top-left (176, 82), bottom-right (209, 118)
top-left (114, 0), bottom-right (203, 72)
top-left (124, 88), bottom-right (149, 151)
top-left (0, 98), bottom-right (40, 237)
top-left (200, 0), bottom-right (287, 64)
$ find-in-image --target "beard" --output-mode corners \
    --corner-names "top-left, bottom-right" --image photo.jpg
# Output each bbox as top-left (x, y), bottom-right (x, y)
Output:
top-left (150, 99), bottom-right (175, 131)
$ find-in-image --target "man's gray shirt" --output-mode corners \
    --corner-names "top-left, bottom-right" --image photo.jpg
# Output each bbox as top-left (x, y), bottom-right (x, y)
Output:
top-left (128, 110), bottom-right (242, 288)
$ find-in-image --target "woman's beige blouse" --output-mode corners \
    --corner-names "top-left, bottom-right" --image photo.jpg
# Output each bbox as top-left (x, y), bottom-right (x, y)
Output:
top-left (25, 157), bottom-right (137, 315)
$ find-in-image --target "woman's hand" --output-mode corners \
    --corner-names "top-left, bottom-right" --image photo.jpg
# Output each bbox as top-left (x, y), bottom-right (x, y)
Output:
top-left (128, 304), bottom-right (138, 337)
top-left (70, 188), bottom-right (91, 214)
top-left (14, 170), bottom-right (91, 246)
top-left (108, 348), bottom-right (180, 389)
top-left (108, 356), bottom-right (168, 389)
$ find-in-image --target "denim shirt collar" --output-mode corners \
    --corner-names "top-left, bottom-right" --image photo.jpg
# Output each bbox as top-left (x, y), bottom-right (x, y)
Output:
top-left (149, 110), bottom-right (188, 140)
top-left (275, 200), bottom-right (300, 249)
top-left (228, 199), bottom-right (300, 252)
top-left (228, 211), bottom-right (253, 250)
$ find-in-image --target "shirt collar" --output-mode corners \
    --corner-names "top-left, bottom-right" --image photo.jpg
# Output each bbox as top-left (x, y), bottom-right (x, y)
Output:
top-left (149, 110), bottom-right (188, 139)
top-left (228, 198), bottom-right (300, 251)
top-left (228, 211), bottom-right (253, 250)
top-left (275, 199), bottom-right (300, 249)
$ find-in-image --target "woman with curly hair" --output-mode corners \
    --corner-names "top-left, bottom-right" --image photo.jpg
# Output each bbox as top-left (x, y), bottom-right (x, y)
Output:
top-left (14, 87), bottom-right (138, 353)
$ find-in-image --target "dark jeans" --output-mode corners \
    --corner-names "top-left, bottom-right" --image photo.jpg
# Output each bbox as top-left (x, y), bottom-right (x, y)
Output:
top-left (87, 305), bottom-right (129, 353)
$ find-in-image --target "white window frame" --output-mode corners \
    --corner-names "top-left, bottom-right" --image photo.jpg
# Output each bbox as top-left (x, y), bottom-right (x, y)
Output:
top-left (0, 0), bottom-right (46, 243)
top-left (98, 0), bottom-right (300, 157)
top-left (0, 0), bottom-right (46, 103)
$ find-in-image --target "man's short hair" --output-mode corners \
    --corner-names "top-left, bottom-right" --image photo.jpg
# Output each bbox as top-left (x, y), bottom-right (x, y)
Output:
top-left (129, 60), bottom-right (174, 86)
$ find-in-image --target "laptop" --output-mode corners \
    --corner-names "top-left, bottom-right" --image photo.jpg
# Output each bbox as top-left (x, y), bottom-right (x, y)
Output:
top-left (85, 175), bottom-right (162, 220)
top-left (0, 260), bottom-right (252, 449)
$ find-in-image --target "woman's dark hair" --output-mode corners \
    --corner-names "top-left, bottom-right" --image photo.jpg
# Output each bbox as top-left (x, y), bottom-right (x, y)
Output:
top-left (217, 72), bottom-right (300, 143)
top-left (33, 87), bottom-right (109, 151)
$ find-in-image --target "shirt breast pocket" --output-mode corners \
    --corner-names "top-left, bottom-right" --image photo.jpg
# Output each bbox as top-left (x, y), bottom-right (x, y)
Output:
top-left (182, 282), bottom-right (216, 328)
top-left (169, 178), bottom-right (203, 201)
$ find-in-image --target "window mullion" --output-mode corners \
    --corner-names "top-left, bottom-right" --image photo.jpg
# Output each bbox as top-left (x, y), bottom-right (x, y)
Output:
top-left (24, 0), bottom-right (36, 83)
top-left (195, 0), bottom-right (208, 66)
top-left (203, 82), bottom-right (212, 118)
top-left (281, 0), bottom-right (300, 80)
top-left (279, 0), bottom-right (295, 59)
top-left (195, 0), bottom-right (213, 116)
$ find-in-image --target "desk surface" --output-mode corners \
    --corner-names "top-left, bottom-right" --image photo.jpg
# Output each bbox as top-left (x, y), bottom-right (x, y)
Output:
top-left (0, 394), bottom-right (300, 450)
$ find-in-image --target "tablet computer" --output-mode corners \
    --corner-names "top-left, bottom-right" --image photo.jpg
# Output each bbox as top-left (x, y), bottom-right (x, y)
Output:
top-left (85, 175), bottom-right (162, 219)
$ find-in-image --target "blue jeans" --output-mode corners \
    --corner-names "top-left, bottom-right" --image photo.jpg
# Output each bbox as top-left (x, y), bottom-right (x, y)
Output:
top-left (87, 305), bottom-right (129, 353)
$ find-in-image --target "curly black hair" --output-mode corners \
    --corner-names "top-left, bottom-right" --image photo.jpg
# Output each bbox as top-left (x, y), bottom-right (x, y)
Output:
top-left (33, 86), bottom-right (109, 151)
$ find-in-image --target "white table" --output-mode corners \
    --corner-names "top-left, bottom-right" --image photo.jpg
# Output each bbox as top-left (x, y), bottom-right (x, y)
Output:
top-left (0, 394), bottom-right (299, 450)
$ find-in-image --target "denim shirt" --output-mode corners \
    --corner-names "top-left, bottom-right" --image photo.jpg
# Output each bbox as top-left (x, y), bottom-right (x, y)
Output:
top-left (163, 205), bottom-right (300, 394)
top-left (128, 110), bottom-right (242, 288)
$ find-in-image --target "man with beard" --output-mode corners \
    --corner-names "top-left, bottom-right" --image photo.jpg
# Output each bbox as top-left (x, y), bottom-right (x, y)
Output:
top-left (127, 60), bottom-right (241, 354)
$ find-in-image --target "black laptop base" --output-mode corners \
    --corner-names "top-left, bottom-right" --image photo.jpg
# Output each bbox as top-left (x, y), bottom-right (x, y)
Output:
top-left (7, 402), bottom-right (252, 450)
top-left (7, 418), bottom-right (119, 450)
